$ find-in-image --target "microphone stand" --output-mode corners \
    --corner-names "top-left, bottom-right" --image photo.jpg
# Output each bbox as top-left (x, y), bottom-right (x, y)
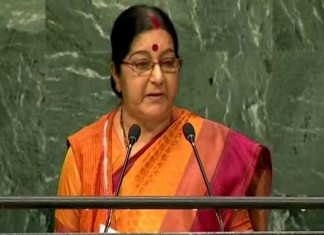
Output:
top-left (104, 124), bottom-right (141, 233)
top-left (184, 123), bottom-right (224, 231)
top-left (190, 141), bottom-right (224, 231)
top-left (103, 142), bottom-right (133, 233)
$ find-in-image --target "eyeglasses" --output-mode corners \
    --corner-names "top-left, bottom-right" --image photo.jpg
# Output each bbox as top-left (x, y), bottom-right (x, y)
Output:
top-left (122, 58), bottom-right (183, 75)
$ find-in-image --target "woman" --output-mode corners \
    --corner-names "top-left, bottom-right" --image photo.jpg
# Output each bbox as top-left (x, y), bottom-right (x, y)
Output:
top-left (55, 4), bottom-right (271, 233)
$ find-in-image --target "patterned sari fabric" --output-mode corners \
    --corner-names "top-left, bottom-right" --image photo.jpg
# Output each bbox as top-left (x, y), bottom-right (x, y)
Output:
top-left (55, 107), bottom-right (271, 232)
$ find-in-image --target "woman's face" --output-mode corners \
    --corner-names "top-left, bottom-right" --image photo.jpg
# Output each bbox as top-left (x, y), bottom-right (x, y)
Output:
top-left (113, 29), bottom-right (180, 122)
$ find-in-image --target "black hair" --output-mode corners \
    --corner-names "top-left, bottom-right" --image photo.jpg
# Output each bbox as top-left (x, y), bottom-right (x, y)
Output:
top-left (110, 4), bottom-right (179, 98)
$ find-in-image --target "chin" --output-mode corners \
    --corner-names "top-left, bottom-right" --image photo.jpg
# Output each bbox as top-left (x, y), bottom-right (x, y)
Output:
top-left (144, 105), bottom-right (172, 120)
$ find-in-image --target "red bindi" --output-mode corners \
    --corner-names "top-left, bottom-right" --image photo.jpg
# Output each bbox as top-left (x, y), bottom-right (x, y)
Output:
top-left (149, 14), bottom-right (160, 29)
top-left (152, 44), bottom-right (159, 51)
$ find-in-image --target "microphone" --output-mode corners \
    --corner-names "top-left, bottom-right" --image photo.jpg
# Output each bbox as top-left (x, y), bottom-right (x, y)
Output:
top-left (128, 124), bottom-right (141, 147)
top-left (182, 122), bottom-right (224, 231)
top-left (104, 124), bottom-right (141, 233)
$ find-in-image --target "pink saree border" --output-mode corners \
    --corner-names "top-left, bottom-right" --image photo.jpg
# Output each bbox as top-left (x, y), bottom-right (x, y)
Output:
top-left (190, 128), bottom-right (268, 231)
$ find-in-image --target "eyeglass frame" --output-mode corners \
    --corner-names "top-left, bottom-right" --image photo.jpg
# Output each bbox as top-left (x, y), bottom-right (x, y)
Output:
top-left (121, 57), bottom-right (183, 75)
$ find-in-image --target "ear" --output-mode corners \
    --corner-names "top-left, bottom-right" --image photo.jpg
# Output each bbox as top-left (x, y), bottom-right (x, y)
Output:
top-left (110, 62), bottom-right (122, 92)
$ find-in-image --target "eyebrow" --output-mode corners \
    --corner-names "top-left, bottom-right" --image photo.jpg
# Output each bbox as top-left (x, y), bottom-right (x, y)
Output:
top-left (129, 49), bottom-right (175, 58)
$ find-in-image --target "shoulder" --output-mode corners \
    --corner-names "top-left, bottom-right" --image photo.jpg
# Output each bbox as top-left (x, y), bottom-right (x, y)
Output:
top-left (181, 107), bottom-right (263, 148)
top-left (66, 112), bottom-right (112, 173)
top-left (180, 108), bottom-right (230, 138)
top-left (68, 113), bottom-right (110, 147)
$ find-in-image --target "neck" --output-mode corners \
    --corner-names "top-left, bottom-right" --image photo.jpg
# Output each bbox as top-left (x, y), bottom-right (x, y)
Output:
top-left (119, 106), bottom-right (173, 145)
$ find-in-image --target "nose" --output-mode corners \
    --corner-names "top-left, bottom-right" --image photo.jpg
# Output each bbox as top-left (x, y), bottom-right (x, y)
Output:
top-left (149, 63), bottom-right (163, 84)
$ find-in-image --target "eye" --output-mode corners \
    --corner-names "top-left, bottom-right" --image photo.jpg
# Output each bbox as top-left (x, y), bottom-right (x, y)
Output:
top-left (160, 58), bottom-right (177, 68)
top-left (133, 61), bottom-right (151, 71)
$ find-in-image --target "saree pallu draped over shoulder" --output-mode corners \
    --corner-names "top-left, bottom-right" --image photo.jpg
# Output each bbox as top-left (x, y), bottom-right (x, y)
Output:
top-left (57, 107), bottom-right (271, 232)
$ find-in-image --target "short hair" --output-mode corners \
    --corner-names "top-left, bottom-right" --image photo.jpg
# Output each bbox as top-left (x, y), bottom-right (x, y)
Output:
top-left (110, 4), bottom-right (179, 98)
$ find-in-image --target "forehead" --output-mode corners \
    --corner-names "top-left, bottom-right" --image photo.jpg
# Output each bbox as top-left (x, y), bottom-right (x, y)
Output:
top-left (129, 29), bottom-right (174, 54)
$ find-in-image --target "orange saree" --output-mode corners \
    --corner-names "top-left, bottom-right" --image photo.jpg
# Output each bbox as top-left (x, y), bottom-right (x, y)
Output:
top-left (55, 107), bottom-right (271, 232)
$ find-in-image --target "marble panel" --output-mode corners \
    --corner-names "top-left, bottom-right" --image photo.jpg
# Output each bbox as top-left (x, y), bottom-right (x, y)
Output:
top-left (0, 0), bottom-right (323, 232)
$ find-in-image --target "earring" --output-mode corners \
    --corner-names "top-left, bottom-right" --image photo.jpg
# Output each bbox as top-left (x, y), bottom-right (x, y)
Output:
top-left (115, 81), bottom-right (121, 92)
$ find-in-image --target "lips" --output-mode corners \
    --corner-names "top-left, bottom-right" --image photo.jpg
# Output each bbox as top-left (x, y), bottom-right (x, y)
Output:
top-left (147, 93), bottom-right (163, 97)
top-left (146, 93), bottom-right (165, 101)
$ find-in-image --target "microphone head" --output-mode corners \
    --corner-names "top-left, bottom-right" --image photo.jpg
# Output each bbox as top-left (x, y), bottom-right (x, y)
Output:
top-left (128, 124), bottom-right (141, 145)
top-left (183, 122), bottom-right (195, 144)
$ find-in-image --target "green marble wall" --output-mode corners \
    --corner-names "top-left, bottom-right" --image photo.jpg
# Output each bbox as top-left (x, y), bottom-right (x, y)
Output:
top-left (0, 0), bottom-right (323, 232)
